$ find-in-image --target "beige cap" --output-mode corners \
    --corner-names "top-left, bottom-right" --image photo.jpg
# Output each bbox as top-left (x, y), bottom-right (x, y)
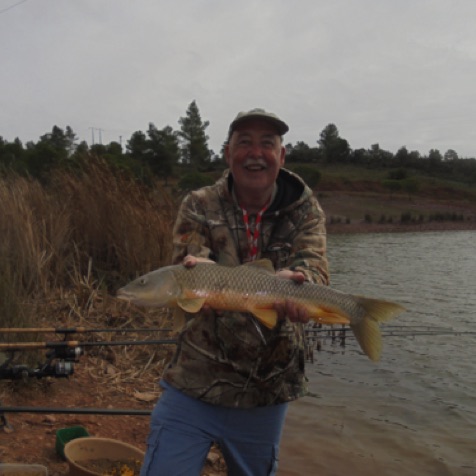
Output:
top-left (228, 108), bottom-right (289, 139)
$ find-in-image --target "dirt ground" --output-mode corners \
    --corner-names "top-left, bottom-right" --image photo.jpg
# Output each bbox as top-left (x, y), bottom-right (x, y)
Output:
top-left (0, 299), bottom-right (227, 476)
top-left (0, 353), bottom-right (226, 476)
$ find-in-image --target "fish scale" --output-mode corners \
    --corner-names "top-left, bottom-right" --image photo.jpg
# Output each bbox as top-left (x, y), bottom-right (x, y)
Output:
top-left (173, 263), bottom-right (362, 319)
top-left (117, 260), bottom-right (406, 361)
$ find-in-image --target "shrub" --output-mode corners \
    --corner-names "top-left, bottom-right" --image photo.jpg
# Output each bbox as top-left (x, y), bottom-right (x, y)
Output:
top-left (382, 179), bottom-right (402, 196)
top-left (387, 168), bottom-right (408, 180)
top-left (290, 165), bottom-right (321, 190)
top-left (178, 172), bottom-right (214, 192)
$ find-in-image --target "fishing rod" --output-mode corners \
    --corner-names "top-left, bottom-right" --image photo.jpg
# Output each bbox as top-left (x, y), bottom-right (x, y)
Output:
top-left (0, 405), bottom-right (152, 431)
top-left (0, 406), bottom-right (152, 416)
top-left (306, 324), bottom-right (450, 332)
top-left (0, 338), bottom-right (177, 380)
top-left (382, 330), bottom-right (476, 337)
top-left (0, 326), bottom-right (172, 334)
top-left (305, 326), bottom-right (476, 337)
top-left (0, 338), bottom-right (177, 351)
top-left (304, 326), bottom-right (476, 356)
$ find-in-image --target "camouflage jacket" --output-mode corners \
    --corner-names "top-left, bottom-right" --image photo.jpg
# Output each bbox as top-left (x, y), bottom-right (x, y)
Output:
top-left (162, 168), bottom-right (329, 408)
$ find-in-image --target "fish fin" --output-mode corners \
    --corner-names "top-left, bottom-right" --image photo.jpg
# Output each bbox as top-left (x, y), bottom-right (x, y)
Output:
top-left (250, 308), bottom-right (278, 329)
top-left (351, 316), bottom-right (383, 362)
top-left (310, 307), bottom-right (350, 325)
top-left (355, 296), bottom-right (406, 323)
top-left (242, 259), bottom-right (275, 273)
top-left (177, 297), bottom-right (206, 313)
top-left (351, 297), bottom-right (406, 361)
top-left (173, 308), bottom-right (187, 332)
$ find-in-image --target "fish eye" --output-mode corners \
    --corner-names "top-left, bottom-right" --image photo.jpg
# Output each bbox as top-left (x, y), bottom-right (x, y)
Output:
top-left (139, 277), bottom-right (147, 286)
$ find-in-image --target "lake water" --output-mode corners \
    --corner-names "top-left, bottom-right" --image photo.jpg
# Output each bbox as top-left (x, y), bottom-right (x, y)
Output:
top-left (278, 231), bottom-right (476, 476)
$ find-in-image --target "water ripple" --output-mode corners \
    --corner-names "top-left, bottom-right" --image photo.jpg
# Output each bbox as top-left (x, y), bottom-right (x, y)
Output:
top-left (304, 231), bottom-right (476, 472)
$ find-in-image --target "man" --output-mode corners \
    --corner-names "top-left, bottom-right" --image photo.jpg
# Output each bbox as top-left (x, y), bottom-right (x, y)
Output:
top-left (140, 108), bottom-right (329, 476)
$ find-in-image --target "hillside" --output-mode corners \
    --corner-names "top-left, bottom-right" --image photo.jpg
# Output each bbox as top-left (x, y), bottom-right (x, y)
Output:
top-left (306, 164), bottom-right (476, 233)
top-left (320, 190), bottom-right (476, 234)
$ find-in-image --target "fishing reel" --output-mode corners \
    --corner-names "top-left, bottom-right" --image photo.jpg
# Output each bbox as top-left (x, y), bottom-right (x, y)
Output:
top-left (41, 345), bottom-right (83, 378)
top-left (0, 345), bottom-right (83, 380)
top-left (0, 326), bottom-right (176, 382)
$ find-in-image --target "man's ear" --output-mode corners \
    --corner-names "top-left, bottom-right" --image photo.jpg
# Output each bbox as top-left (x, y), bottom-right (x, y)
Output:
top-left (280, 145), bottom-right (286, 166)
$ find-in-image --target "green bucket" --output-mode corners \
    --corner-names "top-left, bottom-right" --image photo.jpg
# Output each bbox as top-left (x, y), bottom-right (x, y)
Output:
top-left (55, 426), bottom-right (90, 460)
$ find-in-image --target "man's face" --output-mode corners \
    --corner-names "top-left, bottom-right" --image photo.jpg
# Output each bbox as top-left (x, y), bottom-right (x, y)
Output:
top-left (225, 119), bottom-right (285, 196)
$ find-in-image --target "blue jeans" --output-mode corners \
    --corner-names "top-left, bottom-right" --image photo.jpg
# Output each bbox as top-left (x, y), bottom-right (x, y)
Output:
top-left (140, 381), bottom-right (288, 476)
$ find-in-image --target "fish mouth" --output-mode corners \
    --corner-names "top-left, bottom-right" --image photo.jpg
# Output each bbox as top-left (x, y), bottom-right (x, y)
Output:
top-left (116, 290), bottom-right (148, 306)
top-left (116, 288), bottom-right (131, 300)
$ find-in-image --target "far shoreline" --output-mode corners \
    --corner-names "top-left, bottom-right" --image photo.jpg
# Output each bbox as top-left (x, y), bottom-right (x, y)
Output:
top-left (326, 220), bottom-right (476, 234)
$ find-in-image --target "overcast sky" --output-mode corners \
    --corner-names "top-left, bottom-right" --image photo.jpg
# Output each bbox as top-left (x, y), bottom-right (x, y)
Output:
top-left (1, 0), bottom-right (475, 157)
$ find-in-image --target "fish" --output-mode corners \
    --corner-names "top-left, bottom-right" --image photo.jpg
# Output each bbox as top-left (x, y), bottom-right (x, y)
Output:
top-left (116, 260), bottom-right (406, 361)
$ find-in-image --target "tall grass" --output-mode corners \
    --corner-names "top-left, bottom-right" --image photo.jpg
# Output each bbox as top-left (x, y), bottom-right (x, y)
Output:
top-left (52, 159), bottom-right (176, 282)
top-left (0, 158), bottom-right (177, 331)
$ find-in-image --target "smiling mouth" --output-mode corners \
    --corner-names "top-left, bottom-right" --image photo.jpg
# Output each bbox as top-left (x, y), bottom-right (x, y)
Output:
top-left (243, 160), bottom-right (267, 171)
top-left (245, 164), bottom-right (266, 171)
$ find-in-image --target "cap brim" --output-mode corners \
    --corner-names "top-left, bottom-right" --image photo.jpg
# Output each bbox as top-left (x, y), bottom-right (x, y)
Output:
top-left (230, 114), bottom-right (289, 136)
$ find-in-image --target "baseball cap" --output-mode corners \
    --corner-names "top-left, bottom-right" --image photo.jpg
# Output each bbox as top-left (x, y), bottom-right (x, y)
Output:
top-left (228, 108), bottom-right (289, 139)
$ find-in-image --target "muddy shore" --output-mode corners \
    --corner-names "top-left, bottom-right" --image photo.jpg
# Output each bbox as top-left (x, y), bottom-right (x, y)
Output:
top-left (326, 219), bottom-right (476, 234)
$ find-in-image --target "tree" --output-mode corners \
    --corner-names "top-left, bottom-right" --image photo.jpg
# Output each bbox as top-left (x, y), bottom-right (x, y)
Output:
top-left (126, 131), bottom-right (148, 161)
top-left (395, 146), bottom-right (410, 167)
top-left (0, 137), bottom-right (24, 171)
top-left (146, 123), bottom-right (180, 183)
top-left (178, 100), bottom-right (211, 170)
top-left (317, 123), bottom-right (350, 163)
top-left (75, 141), bottom-right (89, 157)
top-left (444, 149), bottom-right (459, 161)
top-left (106, 141), bottom-right (123, 157)
top-left (64, 126), bottom-right (77, 156)
top-left (178, 171), bottom-right (214, 192)
top-left (396, 147), bottom-right (420, 169)
top-left (368, 144), bottom-right (394, 165)
top-left (425, 148), bottom-right (443, 174)
top-left (286, 141), bottom-right (322, 163)
top-left (428, 149), bottom-right (443, 163)
top-left (350, 148), bottom-right (369, 164)
top-left (90, 143), bottom-right (108, 156)
top-left (21, 125), bottom-right (77, 178)
top-left (39, 125), bottom-right (77, 157)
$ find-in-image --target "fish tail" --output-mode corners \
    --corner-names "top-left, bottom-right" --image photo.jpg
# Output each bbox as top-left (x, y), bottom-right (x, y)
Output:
top-left (351, 296), bottom-right (406, 362)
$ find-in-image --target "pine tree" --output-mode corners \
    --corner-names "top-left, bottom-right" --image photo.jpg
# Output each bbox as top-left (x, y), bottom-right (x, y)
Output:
top-left (178, 100), bottom-right (211, 171)
top-left (146, 124), bottom-right (179, 183)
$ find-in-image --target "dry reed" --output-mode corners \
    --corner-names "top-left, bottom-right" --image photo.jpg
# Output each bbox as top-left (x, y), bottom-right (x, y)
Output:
top-left (0, 157), bottom-right (178, 380)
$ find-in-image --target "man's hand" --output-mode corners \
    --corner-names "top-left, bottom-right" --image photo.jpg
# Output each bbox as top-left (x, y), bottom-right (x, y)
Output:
top-left (275, 269), bottom-right (310, 324)
top-left (182, 255), bottom-right (216, 268)
top-left (182, 255), bottom-right (216, 315)
top-left (275, 269), bottom-right (305, 284)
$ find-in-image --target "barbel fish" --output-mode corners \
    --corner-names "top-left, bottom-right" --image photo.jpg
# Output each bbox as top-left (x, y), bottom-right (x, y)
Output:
top-left (117, 260), bottom-right (405, 361)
